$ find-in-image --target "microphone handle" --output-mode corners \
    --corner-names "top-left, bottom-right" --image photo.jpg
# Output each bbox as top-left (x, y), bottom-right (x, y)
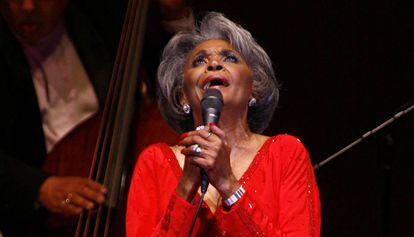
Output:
top-left (201, 107), bottom-right (221, 194)
top-left (201, 170), bottom-right (209, 193)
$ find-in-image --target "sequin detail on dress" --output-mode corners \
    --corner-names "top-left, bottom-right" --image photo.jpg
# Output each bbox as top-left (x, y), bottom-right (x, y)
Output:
top-left (306, 163), bottom-right (317, 237)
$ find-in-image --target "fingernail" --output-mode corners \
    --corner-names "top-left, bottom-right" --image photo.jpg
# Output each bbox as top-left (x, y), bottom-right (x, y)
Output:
top-left (209, 122), bottom-right (216, 127)
top-left (99, 196), bottom-right (105, 203)
top-left (178, 132), bottom-right (188, 145)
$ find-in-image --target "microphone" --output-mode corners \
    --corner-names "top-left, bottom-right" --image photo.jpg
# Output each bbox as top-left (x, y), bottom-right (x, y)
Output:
top-left (200, 89), bottom-right (223, 193)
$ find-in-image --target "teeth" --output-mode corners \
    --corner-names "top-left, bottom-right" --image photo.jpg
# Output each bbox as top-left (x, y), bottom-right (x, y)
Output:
top-left (204, 82), bottom-right (211, 90)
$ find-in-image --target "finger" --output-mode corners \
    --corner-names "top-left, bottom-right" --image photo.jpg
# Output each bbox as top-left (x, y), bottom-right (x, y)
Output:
top-left (183, 129), bottom-right (202, 138)
top-left (184, 155), bottom-right (197, 165)
top-left (84, 179), bottom-right (107, 193)
top-left (189, 126), bottom-right (220, 143)
top-left (181, 144), bottom-right (205, 157)
top-left (180, 131), bottom-right (202, 144)
top-left (186, 155), bottom-right (211, 171)
top-left (79, 184), bottom-right (106, 204)
top-left (180, 127), bottom-right (218, 156)
top-left (183, 125), bottom-right (210, 138)
top-left (198, 128), bottom-right (215, 140)
top-left (62, 203), bottom-right (83, 216)
top-left (210, 124), bottom-right (225, 140)
top-left (69, 192), bottom-right (95, 210)
top-left (181, 133), bottom-right (211, 148)
top-left (58, 198), bottom-right (82, 216)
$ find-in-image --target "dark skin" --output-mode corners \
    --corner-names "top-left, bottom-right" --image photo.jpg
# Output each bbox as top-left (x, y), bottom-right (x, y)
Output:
top-left (0, 0), bottom-right (69, 44)
top-left (174, 40), bottom-right (269, 209)
top-left (39, 177), bottom-right (106, 215)
top-left (178, 125), bottom-right (238, 202)
top-left (0, 0), bottom-right (190, 216)
top-left (0, 0), bottom-right (106, 216)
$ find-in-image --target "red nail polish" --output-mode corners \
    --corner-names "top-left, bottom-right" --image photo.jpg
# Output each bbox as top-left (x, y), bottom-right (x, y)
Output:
top-left (179, 132), bottom-right (188, 144)
top-left (209, 122), bottom-right (216, 127)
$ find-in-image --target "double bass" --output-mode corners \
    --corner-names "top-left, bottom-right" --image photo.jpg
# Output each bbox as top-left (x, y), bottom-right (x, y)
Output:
top-left (42, 0), bottom-right (151, 235)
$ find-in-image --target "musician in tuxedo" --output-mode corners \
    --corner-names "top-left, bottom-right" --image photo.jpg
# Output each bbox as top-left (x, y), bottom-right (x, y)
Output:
top-left (0, 0), bottom-right (192, 235)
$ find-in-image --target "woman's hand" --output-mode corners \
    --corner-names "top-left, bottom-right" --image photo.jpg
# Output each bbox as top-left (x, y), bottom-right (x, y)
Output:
top-left (180, 125), bottom-right (240, 199)
top-left (175, 140), bottom-right (202, 202)
top-left (38, 176), bottom-right (106, 216)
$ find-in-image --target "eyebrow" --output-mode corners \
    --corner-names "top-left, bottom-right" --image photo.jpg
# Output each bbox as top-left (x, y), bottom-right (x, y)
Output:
top-left (191, 49), bottom-right (238, 59)
top-left (192, 50), bottom-right (208, 59)
top-left (221, 49), bottom-right (237, 56)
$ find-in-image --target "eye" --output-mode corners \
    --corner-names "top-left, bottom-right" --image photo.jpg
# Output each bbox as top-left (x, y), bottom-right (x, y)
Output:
top-left (224, 55), bottom-right (239, 63)
top-left (192, 56), bottom-right (207, 67)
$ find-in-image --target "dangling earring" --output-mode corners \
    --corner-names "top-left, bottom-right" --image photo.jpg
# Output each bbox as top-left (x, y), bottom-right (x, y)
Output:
top-left (182, 103), bottom-right (191, 114)
top-left (248, 98), bottom-right (257, 107)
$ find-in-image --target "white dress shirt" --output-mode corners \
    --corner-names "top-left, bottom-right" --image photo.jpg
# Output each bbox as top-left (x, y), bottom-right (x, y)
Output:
top-left (21, 23), bottom-right (98, 152)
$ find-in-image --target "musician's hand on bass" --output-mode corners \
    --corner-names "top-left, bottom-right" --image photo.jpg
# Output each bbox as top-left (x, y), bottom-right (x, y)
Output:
top-left (38, 176), bottom-right (107, 216)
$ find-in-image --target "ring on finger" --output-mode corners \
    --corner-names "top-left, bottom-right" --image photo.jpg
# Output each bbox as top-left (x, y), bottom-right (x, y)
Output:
top-left (206, 132), bottom-right (212, 138)
top-left (196, 125), bottom-right (205, 131)
top-left (193, 144), bottom-right (202, 154)
top-left (65, 192), bottom-right (73, 204)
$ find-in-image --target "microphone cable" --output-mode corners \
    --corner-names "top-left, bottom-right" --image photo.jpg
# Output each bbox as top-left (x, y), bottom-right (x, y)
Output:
top-left (188, 88), bottom-right (223, 236)
top-left (187, 189), bottom-right (206, 237)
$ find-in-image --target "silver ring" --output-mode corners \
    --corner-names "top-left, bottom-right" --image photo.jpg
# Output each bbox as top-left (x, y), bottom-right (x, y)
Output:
top-left (65, 198), bottom-right (71, 204)
top-left (64, 193), bottom-right (73, 204)
top-left (196, 125), bottom-right (205, 131)
top-left (206, 132), bottom-right (212, 138)
top-left (193, 144), bottom-right (202, 154)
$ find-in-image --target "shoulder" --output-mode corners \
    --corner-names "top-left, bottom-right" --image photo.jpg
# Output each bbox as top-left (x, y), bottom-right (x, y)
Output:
top-left (135, 143), bottom-right (174, 169)
top-left (268, 134), bottom-right (308, 152)
top-left (138, 143), bottom-right (172, 161)
top-left (140, 142), bottom-right (171, 154)
top-left (265, 134), bottom-right (311, 168)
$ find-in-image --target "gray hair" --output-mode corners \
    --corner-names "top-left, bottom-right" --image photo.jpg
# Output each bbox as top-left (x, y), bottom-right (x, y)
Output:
top-left (157, 12), bottom-right (279, 133)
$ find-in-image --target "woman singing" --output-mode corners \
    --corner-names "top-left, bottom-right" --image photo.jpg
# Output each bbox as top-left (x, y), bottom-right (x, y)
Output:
top-left (126, 12), bottom-right (321, 236)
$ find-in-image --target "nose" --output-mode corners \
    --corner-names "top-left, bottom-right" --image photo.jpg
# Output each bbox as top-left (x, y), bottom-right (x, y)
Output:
top-left (22, 0), bottom-right (35, 13)
top-left (207, 61), bottom-right (224, 71)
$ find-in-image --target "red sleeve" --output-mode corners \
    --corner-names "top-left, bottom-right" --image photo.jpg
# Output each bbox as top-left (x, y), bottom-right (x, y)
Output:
top-left (216, 135), bottom-right (321, 237)
top-left (126, 144), bottom-right (198, 237)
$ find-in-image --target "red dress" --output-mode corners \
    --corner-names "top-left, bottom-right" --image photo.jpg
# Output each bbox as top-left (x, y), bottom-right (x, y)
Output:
top-left (126, 134), bottom-right (321, 236)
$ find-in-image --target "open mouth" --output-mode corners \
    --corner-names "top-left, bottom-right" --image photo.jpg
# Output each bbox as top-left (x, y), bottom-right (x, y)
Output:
top-left (203, 77), bottom-right (229, 90)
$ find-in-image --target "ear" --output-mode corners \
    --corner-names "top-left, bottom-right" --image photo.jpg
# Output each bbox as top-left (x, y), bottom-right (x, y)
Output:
top-left (249, 90), bottom-right (255, 100)
top-left (180, 93), bottom-right (188, 106)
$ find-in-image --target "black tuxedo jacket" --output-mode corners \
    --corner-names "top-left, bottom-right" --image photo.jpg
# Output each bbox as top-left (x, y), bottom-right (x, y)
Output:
top-left (0, 5), bottom-right (112, 235)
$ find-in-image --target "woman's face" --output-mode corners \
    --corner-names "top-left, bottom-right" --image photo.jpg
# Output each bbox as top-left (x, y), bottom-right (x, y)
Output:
top-left (183, 39), bottom-right (253, 118)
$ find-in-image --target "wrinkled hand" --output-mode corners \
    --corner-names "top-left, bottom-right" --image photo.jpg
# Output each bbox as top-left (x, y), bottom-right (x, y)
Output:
top-left (174, 131), bottom-right (201, 202)
top-left (175, 151), bottom-right (201, 202)
top-left (180, 125), bottom-right (239, 198)
top-left (38, 176), bottom-right (107, 216)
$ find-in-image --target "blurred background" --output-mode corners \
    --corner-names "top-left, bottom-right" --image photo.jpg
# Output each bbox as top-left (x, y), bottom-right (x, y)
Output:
top-left (78, 0), bottom-right (414, 236)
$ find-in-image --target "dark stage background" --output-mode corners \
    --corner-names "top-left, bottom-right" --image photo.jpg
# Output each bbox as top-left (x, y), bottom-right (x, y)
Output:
top-left (79, 0), bottom-right (413, 236)
top-left (193, 1), bottom-right (414, 236)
